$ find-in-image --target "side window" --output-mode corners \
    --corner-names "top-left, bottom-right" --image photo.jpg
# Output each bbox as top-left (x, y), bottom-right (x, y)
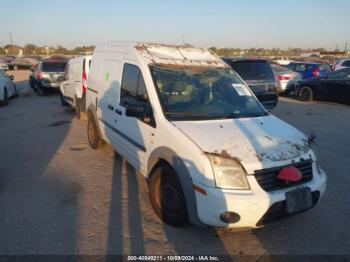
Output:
top-left (120, 64), bottom-right (154, 126)
top-left (137, 73), bottom-right (149, 101)
top-left (120, 64), bottom-right (139, 107)
top-left (342, 60), bottom-right (350, 67)
top-left (329, 70), bottom-right (350, 80)
top-left (295, 64), bottom-right (306, 72)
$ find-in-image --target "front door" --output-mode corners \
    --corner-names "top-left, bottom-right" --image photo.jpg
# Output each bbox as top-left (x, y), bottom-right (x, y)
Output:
top-left (106, 63), bottom-right (156, 174)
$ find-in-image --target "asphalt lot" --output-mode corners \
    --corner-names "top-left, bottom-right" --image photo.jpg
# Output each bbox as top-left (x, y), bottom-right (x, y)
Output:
top-left (0, 71), bottom-right (350, 256)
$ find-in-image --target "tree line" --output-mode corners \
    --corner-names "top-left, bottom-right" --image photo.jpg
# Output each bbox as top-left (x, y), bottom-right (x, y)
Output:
top-left (0, 44), bottom-right (339, 57)
top-left (0, 44), bottom-right (95, 55)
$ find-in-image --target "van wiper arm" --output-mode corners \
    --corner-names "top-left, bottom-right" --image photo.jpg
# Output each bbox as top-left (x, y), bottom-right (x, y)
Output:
top-left (222, 112), bottom-right (269, 119)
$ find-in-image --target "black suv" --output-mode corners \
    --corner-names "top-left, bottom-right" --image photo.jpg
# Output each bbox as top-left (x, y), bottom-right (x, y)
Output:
top-left (29, 58), bottom-right (68, 96)
top-left (223, 57), bottom-right (278, 109)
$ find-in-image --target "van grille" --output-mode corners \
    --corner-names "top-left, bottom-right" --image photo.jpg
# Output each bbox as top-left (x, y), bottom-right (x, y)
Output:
top-left (254, 160), bottom-right (313, 192)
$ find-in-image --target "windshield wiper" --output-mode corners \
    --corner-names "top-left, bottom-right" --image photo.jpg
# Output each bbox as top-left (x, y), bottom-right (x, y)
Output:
top-left (222, 112), bottom-right (269, 119)
top-left (165, 111), bottom-right (211, 119)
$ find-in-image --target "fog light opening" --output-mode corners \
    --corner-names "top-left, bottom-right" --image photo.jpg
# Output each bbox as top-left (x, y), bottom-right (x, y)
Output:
top-left (220, 212), bottom-right (241, 224)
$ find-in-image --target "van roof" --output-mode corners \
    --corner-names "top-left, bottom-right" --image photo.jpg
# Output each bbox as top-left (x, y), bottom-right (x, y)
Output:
top-left (95, 41), bottom-right (227, 67)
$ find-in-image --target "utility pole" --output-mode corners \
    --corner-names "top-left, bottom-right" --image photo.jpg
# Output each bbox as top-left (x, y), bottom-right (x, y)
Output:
top-left (9, 33), bottom-right (14, 46)
top-left (345, 42), bottom-right (348, 52)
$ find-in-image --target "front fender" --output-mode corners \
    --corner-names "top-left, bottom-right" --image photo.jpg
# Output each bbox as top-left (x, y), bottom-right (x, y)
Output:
top-left (148, 147), bottom-right (205, 227)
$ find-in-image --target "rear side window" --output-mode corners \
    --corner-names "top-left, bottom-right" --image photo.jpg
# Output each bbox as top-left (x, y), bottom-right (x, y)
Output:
top-left (342, 60), bottom-right (350, 67)
top-left (318, 64), bottom-right (331, 71)
top-left (230, 61), bottom-right (274, 80)
top-left (272, 65), bottom-right (289, 73)
top-left (294, 64), bottom-right (306, 72)
top-left (42, 61), bottom-right (67, 72)
top-left (120, 64), bottom-right (149, 107)
top-left (329, 69), bottom-right (350, 80)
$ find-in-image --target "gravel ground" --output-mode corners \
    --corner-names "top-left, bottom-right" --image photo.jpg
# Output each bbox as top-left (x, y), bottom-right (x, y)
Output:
top-left (0, 73), bottom-right (349, 256)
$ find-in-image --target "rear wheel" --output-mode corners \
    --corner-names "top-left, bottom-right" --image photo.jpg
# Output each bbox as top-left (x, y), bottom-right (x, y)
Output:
top-left (87, 114), bottom-right (101, 149)
top-left (37, 87), bottom-right (45, 96)
top-left (298, 86), bottom-right (313, 102)
top-left (29, 79), bottom-right (35, 90)
top-left (74, 96), bottom-right (82, 119)
top-left (1, 88), bottom-right (8, 106)
top-left (149, 163), bottom-right (189, 227)
top-left (13, 85), bottom-right (18, 98)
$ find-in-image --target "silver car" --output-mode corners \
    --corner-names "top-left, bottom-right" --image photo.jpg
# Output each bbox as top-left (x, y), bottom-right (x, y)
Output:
top-left (272, 64), bottom-right (302, 94)
top-left (0, 60), bottom-right (9, 71)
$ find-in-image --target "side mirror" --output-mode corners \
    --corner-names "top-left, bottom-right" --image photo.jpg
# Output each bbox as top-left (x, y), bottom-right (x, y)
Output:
top-left (10, 75), bottom-right (14, 81)
top-left (136, 94), bottom-right (149, 102)
top-left (30, 67), bottom-right (35, 72)
top-left (126, 103), bottom-right (149, 118)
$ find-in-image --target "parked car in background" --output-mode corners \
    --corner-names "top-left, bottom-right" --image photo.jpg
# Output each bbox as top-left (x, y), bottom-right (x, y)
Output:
top-left (0, 61), bottom-right (9, 71)
top-left (60, 55), bottom-right (92, 119)
top-left (271, 64), bottom-right (302, 94)
top-left (12, 56), bottom-right (41, 70)
top-left (296, 68), bottom-right (350, 105)
top-left (286, 62), bottom-right (332, 79)
top-left (223, 57), bottom-right (278, 109)
top-left (29, 58), bottom-right (69, 96)
top-left (0, 69), bottom-right (16, 106)
top-left (272, 57), bottom-right (293, 66)
top-left (86, 42), bottom-right (326, 229)
top-left (332, 58), bottom-right (350, 71)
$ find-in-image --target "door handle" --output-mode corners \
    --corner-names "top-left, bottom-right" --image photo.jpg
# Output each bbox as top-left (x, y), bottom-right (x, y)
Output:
top-left (108, 104), bottom-right (114, 111)
top-left (115, 108), bottom-right (123, 115)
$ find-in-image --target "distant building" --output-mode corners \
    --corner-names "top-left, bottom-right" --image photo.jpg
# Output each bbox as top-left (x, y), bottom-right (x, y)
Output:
top-left (301, 52), bottom-right (320, 58)
top-left (4, 45), bottom-right (23, 56)
top-left (320, 51), bottom-right (346, 57)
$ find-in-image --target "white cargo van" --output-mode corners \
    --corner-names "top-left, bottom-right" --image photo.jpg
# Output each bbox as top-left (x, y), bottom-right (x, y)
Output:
top-left (86, 42), bottom-right (327, 228)
top-left (60, 55), bottom-right (92, 119)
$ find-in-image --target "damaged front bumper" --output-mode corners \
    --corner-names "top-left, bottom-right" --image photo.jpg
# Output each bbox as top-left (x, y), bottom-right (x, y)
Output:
top-left (194, 165), bottom-right (327, 229)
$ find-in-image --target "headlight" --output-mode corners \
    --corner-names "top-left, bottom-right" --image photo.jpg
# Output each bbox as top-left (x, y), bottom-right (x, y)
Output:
top-left (207, 154), bottom-right (250, 190)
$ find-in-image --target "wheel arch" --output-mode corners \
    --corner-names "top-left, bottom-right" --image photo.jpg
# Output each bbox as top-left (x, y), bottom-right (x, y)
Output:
top-left (147, 146), bottom-right (205, 227)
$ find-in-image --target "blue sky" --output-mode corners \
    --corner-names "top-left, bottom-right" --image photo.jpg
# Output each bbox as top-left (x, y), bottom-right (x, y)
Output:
top-left (1, 0), bottom-right (350, 49)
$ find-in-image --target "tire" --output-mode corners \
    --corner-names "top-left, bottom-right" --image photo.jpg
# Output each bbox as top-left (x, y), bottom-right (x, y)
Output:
top-left (29, 79), bottom-right (35, 90)
top-left (13, 85), bottom-right (18, 98)
top-left (87, 114), bottom-right (101, 149)
top-left (149, 163), bottom-right (189, 227)
top-left (60, 92), bottom-right (69, 106)
top-left (298, 86), bottom-right (313, 102)
top-left (37, 87), bottom-right (45, 96)
top-left (75, 96), bottom-right (82, 119)
top-left (1, 88), bottom-right (8, 106)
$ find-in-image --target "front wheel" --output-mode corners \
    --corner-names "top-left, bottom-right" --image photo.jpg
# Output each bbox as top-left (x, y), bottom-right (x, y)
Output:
top-left (298, 86), bottom-right (313, 102)
top-left (149, 164), bottom-right (189, 227)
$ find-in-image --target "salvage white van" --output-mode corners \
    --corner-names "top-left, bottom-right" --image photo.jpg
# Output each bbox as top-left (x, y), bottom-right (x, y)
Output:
top-left (60, 55), bottom-right (92, 119)
top-left (86, 42), bottom-right (327, 228)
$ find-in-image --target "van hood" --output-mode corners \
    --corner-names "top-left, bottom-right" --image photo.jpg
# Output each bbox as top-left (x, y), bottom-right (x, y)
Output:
top-left (173, 115), bottom-right (310, 172)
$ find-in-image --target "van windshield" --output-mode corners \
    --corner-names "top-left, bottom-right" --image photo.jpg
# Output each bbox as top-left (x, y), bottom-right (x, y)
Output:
top-left (149, 65), bottom-right (267, 121)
